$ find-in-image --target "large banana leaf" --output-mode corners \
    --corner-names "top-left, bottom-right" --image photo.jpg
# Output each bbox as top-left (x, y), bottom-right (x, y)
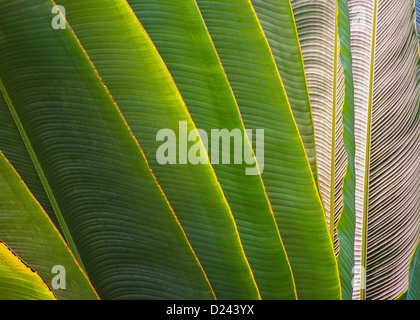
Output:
top-left (195, 0), bottom-right (341, 299)
top-left (290, 0), bottom-right (356, 300)
top-left (0, 0), bottom-right (216, 300)
top-left (124, 0), bottom-right (296, 299)
top-left (349, 0), bottom-right (420, 300)
top-left (0, 242), bottom-right (56, 300)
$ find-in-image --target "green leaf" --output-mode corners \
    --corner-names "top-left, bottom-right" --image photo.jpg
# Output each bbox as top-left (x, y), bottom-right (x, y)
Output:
top-left (0, 146), bottom-right (97, 300)
top-left (0, 92), bottom-right (60, 234)
top-left (0, 241), bottom-right (56, 300)
top-left (195, 0), bottom-right (341, 299)
top-left (250, 0), bottom-right (320, 194)
top-left (125, 0), bottom-right (296, 299)
top-left (335, 0), bottom-right (356, 301)
top-left (406, 241), bottom-right (420, 300)
top-left (349, 0), bottom-right (420, 300)
top-left (0, 0), bottom-right (215, 300)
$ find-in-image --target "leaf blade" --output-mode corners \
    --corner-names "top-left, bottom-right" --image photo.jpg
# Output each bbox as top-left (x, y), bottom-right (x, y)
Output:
top-left (406, 241), bottom-right (420, 300)
top-left (0, 146), bottom-right (97, 300)
top-left (349, 0), bottom-right (420, 300)
top-left (0, 242), bottom-right (56, 300)
top-left (250, 0), bottom-right (320, 194)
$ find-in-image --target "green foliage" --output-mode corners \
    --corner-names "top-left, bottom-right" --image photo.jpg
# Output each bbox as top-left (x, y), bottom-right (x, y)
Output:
top-left (0, 0), bottom-right (418, 300)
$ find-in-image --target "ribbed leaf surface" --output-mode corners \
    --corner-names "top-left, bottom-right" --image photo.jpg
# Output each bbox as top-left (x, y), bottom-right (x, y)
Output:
top-left (291, 0), bottom-right (356, 300)
top-left (335, 0), bottom-right (356, 301)
top-left (0, 92), bottom-right (59, 233)
top-left (349, 0), bottom-right (420, 300)
top-left (195, 0), bottom-right (341, 299)
top-left (413, 5), bottom-right (420, 301)
top-left (0, 148), bottom-right (97, 300)
top-left (124, 0), bottom-right (296, 299)
top-left (406, 242), bottom-right (420, 300)
top-left (48, 0), bottom-right (261, 299)
top-left (291, 0), bottom-right (346, 255)
top-left (0, 242), bottom-right (56, 300)
top-left (250, 0), bottom-right (319, 189)
top-left (0, 0), bottom-right (215, 300)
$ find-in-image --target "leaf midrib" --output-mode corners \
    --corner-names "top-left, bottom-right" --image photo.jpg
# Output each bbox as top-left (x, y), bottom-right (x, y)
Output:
top-left (360, 0), bottom-right (378, 301)
top-left (0, 77), bottom-right (85, 272)
top-left (287, 0), bottom-right (324, 201)
top-left (330, 3), bottom-right (339, 241)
